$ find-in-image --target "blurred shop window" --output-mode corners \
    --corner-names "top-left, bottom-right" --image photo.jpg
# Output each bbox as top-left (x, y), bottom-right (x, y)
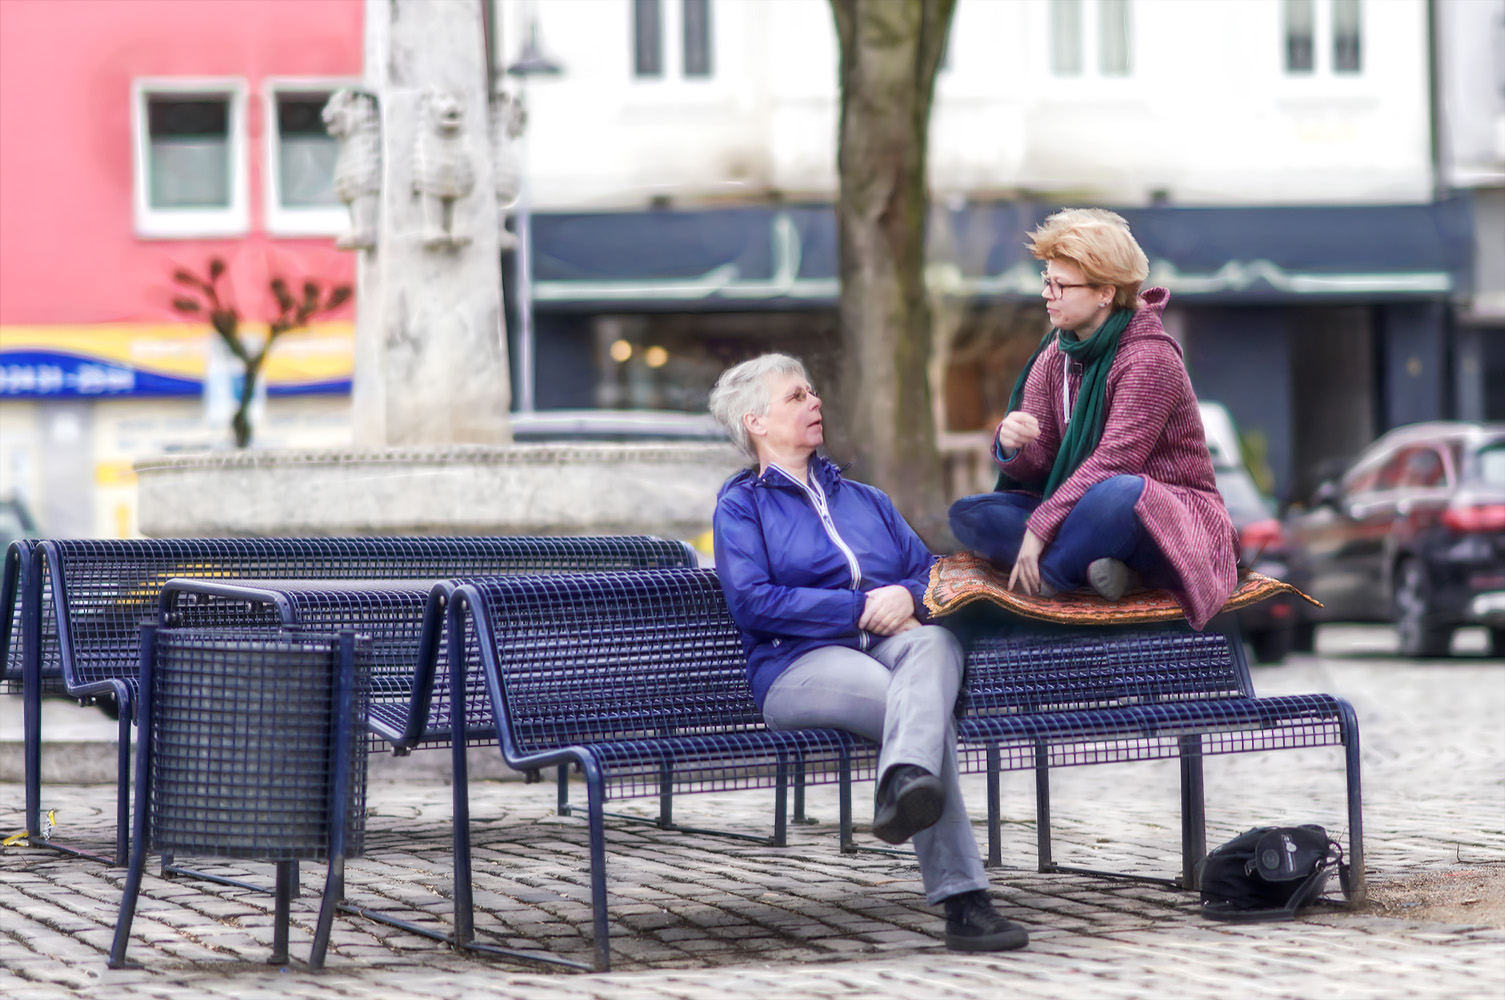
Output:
top-left (1050, 0), bottom-right (1131, 78)
top-left (133, 80), bottom-right (248, 238)
top-left (1098, 0), bottom-right (1130, 76)
top-left (1284, 0), bottom-right (1361, 75)
top-left (264, 82), bottom-right (354, 236)
top-left (634, 0), bottom-right (663, 77)
top-left (1332, 0), bottom-right (1362, 74)
top-left (683, 0), bottom-right (713, 78)
top-left (1051, 0), bottom-right (1083, 76)
top-left (1284, 0), bottom-right (1315, 73)
top-left (634, 0), bottom-right (715, 79)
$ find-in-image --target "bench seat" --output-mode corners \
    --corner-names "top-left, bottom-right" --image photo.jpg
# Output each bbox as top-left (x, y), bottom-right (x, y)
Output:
top-left (445, 567), bottom-right (1362, 972)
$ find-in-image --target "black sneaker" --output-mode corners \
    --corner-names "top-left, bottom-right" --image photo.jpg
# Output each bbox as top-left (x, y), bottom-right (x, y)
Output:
top-left (871, 764), bottom-right (945, 845)
top-left (944, 890), bottom-right (1029, 952)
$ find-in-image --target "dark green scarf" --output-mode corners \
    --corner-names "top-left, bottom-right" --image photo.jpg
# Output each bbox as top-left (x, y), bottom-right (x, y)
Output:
top-left (994, 308), bottom-right (1133, 499)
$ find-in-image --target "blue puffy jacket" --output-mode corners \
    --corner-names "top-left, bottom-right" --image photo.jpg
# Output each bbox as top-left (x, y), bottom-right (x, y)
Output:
top-left (713, 455), bottom-right (938, 707)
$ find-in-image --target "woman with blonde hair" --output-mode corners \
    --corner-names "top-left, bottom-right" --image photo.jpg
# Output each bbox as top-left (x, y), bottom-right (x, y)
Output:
top-left (949, 208), bottom-right (1238, 629)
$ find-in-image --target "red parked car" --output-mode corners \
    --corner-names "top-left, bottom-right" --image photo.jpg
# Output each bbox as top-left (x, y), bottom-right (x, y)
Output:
top-left (1283, 422), bottom-right (1505, 657)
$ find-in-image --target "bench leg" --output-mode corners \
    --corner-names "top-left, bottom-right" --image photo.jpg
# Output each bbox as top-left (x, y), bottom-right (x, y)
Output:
top-left (557, 764), bottom-right (572, 816)
top-left (108, 629), bottom-right (157, 970)
top-left (107, 836), bottom-right (148, 968)
top-left (22, 563), bottom-right (42, 848)
top-left (986, 745), bottom-right (1001, 868)
top-left (114, 708), bottom-right (132, 865)
top-left (1341, 705), bottom-right (1366, 905)
top-left (773, 758), bottom-right (788, 848)
top-left (657, 761), bottom-right (673, 829)
top-left (838, 752), bottom-right (854, 853)
top-left (1179, 734), bottom-right (1206, 891)
top-left (269, 860), bottom-right (294, 965)
top-left (310, 856), bottom-right (344, 968)
top-left (584, 770), bottom-right (611, 972)
top-left (793, 757), bottom-right (811, 825)
top-left (310, 631), bottom-right (356, 969)
top-left (1034, 739), bottom-right (1052, 872)
top-left (450, 677), bottom-right (475, 947)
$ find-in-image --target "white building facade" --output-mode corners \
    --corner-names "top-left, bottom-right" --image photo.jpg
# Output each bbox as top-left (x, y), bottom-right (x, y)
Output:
top-left (490, 0), bottom-right (1493, 501)
top-left (508, 0), bottom-right (1437, 209)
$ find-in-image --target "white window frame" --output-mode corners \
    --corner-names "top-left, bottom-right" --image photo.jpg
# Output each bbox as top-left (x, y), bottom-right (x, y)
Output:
top-left (631, 0), bottom-right (721, 90)
top-left (131, 77), bottom-right (249, 239)
top-left (1281, 0), bottom-right (1366, 78)
top-left (1045, 0), bottom-right (1134, 82)
top-left (262, 77), bottom-right (361, 237)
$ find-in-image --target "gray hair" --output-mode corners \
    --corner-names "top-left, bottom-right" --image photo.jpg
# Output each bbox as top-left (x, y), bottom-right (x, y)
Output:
top-left (708, 353), bottom-right (811, 462)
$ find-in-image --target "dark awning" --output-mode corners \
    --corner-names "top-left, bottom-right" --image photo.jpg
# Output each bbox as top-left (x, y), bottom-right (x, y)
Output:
top-left (530, 196), bottom-right (1474, 310)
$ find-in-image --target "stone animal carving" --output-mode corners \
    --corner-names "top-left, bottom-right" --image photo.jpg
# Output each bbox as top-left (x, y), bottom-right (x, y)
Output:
top-left (322, 89), bottom-right (381, 252)
top-left (489, 92), bottom-right (524, 252)
top-left (412, 88), bottom-right (477, 250)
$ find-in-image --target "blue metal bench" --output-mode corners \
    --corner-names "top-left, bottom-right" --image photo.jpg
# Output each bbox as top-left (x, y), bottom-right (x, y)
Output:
top-left (954, 623), bottom-right (1364, 903)
top-left (1, 535), bottom-right (696, 863)
top-left (445, 569), bottom-right (873, 972)
top-left (445, 569), bottom-right (1363, 972)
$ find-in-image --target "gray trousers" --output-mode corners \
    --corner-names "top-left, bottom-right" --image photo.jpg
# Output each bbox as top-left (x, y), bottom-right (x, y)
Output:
top-left (761, 625), bottom-right (989, 904)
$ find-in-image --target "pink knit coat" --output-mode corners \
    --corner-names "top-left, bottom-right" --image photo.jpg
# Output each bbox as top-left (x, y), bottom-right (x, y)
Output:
top-left (997, 287), bottom-right (1239, 629)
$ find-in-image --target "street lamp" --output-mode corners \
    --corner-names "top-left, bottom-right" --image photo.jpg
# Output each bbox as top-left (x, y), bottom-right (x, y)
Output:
top-left (505, 14), bottom-right (562, 415)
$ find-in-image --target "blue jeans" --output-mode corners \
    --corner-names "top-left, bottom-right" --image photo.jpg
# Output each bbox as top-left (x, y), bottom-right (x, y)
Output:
top-left (949, 475), bottom-right (1170, 593)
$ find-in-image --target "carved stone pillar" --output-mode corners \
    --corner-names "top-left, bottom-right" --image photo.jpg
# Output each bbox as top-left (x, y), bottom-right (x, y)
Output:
top-left (350, 0), bottom-right (511, 446)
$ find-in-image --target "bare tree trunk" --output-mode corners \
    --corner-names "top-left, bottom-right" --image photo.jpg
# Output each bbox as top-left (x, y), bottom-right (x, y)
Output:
top-left (829, 0), bottom-right (956, 545)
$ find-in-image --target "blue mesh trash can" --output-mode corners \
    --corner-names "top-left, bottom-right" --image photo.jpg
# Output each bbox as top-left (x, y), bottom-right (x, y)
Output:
top-left (110, 626), bottom-right (370, 969)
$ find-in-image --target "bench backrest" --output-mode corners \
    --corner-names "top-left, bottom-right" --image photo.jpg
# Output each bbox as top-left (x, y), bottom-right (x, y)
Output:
top-left (453, 569), bottom-right (759, 763)
top-left (961, 624), bottom-right (1254, 714)
top-left (15, 536), bottom-right (696, 695)
top-left (1, 541), bottom-right (43, 688)
top-left (161, 580), bottom-right (435, 689)
top-left (161, 580), bottom-right (447, 746)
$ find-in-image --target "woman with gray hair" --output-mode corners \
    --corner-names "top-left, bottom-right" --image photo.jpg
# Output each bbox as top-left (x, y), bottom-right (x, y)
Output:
top-left (709, 353), bottom-right (1028, 953)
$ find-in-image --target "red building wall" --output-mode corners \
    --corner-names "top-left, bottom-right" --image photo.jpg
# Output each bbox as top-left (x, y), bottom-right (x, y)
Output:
top-left (0, 0), bottom-right (362, 328)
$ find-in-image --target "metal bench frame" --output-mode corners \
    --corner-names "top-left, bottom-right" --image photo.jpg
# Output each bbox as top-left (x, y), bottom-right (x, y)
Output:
top-left (953, 622), bottom-right (1364, 901)
top-left (446, 570), bottom-right (872, 972)
top-left (444, 569), bottom-right (1364, 973)
top-left (1, 536), bottom-right (695, 864)
top-left (110, 625), bottom-right (366, 970)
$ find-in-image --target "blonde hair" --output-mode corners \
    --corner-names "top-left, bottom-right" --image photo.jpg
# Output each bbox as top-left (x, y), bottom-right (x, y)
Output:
top-left (708, 353), bottom-right (810, 463)
top-left (1027, 208), bottom-right (1150, 310)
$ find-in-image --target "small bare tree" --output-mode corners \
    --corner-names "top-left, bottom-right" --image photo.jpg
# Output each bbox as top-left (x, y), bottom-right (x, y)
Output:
top-left (171, 258), bottom-right (352, 448)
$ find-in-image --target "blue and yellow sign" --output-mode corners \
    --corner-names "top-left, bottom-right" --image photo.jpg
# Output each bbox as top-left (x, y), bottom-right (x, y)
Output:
top-left (0, 324), bottom-right (355, 398)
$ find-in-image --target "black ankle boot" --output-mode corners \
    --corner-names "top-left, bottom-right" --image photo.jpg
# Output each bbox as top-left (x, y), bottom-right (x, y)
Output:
top-left (871, 764), bottom-right (944, 845)
top-left (943, 890), bottom-right (1029, 952)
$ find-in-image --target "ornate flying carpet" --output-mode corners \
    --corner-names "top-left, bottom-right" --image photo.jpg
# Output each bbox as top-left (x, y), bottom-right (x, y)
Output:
top-left (923, 551), bottom-right (1322, 625)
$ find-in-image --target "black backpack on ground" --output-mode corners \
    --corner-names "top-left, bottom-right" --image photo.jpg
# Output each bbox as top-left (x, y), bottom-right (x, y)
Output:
top-left (1196, 825), bottom-right (1348, 921)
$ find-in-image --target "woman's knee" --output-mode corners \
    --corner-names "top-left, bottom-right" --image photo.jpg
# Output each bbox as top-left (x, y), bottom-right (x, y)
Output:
top-left (887, 625), bottom-right (964, 681)
top-left (1081, 474), bottom-right (1145, 510)
top-left (948, 494), bottom-right (1034, 554)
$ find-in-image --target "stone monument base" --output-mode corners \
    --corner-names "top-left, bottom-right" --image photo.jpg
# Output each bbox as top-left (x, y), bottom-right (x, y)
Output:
top-left (134, 443), bottom-right (744, 541)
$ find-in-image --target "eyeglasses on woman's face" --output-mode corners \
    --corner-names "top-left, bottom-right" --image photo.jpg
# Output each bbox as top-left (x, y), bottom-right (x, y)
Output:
top-left (1041, 272), bottom-right (1096, 299)
top-left (778, 384), bottom-right (819, 406)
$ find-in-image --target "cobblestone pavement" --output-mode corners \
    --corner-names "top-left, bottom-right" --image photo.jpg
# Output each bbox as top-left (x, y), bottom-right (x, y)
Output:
top-left (2, 627), bottom-right (1502, 1000)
